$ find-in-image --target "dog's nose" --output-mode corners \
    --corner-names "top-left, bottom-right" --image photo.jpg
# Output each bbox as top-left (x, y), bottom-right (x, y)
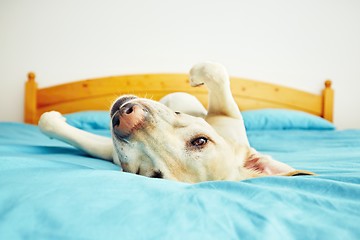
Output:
top-left (112, 102), bottom-right (146, 138)
top-left (112, 114), bottom-right (120, 128)
top-left (110, 95), bottom-right (138, 118)
top-left (121, 102), bottom-right (137, 115)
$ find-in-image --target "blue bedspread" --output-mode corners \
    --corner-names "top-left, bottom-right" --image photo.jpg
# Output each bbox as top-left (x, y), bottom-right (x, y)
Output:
top-left (1, 122), bottom-right (360, 239)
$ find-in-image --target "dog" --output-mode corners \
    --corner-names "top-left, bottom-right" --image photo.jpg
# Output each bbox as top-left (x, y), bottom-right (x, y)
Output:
top-left (39, 62), bottom-right (313, 183)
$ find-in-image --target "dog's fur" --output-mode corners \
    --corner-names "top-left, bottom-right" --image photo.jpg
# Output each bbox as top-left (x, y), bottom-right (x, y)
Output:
top-left (39, 62), bottom-right (313, 183)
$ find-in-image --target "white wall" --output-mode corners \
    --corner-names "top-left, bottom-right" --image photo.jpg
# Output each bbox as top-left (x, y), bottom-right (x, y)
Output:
top-left (1, 0), bottom-right (359, 129)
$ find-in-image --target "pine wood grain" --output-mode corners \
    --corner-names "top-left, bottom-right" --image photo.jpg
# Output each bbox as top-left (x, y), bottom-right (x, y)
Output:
top-left (24, 73), bottom-right (334, 124)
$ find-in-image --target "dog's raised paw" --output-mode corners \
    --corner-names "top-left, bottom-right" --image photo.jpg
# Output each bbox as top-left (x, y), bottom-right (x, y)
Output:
top-left (189, 61), bottom-right (229, 87)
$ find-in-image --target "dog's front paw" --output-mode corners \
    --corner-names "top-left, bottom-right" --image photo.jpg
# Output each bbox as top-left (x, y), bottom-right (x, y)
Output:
top-left (38, 111), bottom-right (67, 136)
top-left (189, 61), bottom-right (229, 87)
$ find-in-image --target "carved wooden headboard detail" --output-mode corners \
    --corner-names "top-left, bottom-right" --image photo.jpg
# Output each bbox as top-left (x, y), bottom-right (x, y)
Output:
top-left (24, 72), bottom-right (334, 124)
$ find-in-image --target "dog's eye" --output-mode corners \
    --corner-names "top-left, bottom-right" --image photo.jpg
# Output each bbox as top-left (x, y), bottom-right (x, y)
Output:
top-left (191, 137), bottom-right (208, 147)
top-left (175, 111), bottom-right (181, 115)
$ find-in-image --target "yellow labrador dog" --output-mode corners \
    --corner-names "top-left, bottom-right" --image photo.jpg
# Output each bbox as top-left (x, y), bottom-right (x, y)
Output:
top-left (39, 62), bottom-right (313, 183)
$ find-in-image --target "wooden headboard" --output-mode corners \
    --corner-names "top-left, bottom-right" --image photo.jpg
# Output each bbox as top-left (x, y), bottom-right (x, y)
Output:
top-left (24, 72), bottom-right (334, 124)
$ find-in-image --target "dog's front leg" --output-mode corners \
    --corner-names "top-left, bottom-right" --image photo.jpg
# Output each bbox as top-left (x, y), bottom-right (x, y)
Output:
top-left (189, 62), bottom-right (241, 119)
top-left (38, 111), bottom-right (113, 161)
top-left (189, 62), bottom-right (249, 146)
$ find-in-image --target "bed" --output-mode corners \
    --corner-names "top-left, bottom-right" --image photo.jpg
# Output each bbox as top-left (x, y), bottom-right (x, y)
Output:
top-left (1, 71), bottom-right (359, 239)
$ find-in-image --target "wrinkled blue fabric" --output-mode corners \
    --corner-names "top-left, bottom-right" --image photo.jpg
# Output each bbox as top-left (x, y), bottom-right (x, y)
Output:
top-left (0, 123), bottom-right (359, 240)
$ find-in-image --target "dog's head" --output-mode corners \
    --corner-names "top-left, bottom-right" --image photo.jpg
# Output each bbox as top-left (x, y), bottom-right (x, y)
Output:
top-left (110, 95), bottom-right (314, 183)
top-left (110, 95), bottom-right (246, 183)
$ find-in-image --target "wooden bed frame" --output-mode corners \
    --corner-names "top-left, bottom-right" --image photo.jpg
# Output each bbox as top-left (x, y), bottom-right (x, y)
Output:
top-left (24, 72), bottom-right (334, 124)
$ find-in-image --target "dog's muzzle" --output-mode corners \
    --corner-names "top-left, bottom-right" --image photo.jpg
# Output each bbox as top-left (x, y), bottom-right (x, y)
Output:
top-left (111, 98), bottom-right (148, 138)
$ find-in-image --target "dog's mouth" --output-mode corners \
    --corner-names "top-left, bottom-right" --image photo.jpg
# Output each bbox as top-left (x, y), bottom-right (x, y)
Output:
top-left (111, 96), bottom-right (149, 139)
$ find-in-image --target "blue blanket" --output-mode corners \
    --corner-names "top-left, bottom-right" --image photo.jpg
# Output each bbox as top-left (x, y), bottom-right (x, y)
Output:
top-left (1, 122), bottom-right (360, 239)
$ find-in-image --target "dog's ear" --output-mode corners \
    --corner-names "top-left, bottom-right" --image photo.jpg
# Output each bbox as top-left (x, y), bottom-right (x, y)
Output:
top-left (244, 149), bottom-right (315, 176)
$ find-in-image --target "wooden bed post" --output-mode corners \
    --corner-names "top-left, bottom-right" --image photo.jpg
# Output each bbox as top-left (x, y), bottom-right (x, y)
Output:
top-left (24, 72), bottom-right (38, 124)
top-left (322, 80), bottom-right (334, 122)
